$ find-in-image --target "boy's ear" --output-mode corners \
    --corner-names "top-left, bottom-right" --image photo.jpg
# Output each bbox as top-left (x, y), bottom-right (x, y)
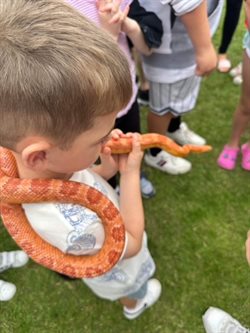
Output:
top-left (21, 141), bottom-right (51, 171)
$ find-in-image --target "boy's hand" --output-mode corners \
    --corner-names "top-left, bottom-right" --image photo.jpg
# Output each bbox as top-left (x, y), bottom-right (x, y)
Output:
top-left (99, 128), bottom-right (123, 178)
top-left (118, 133), bottom-right (143, 176)
top-left (195, 44), bottom-right (217, 76)
top-left (97, 0), bottom-right (129, 40)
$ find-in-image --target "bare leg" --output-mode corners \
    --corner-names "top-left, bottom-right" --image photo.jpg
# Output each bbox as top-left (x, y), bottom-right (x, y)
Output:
top-left (228, 51), bottom-right (250, 147)
top-left (120, 297), bottom-right (137, 309)
top-left (148, 111), bottom-right (173, 135)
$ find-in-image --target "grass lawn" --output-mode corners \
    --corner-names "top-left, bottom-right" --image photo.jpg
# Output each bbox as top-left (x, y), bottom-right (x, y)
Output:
top-left (0, 10), bottom-right (249, 333)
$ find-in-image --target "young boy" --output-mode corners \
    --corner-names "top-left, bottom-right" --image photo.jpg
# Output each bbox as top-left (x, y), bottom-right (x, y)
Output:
top-left (138, 0), bottom-right (219, 175)
top-left (65, 0), bottom-right (160, 199)
top-left (0, 0), bottom-right (161, 319)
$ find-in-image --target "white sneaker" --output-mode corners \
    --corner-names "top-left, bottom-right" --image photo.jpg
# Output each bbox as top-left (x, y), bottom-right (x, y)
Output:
top-left (144, 150), bottom-right (191, 175)
top-left (229, 62), bottom-right (242, 77)
top-left (0, 280), bottom-right (16, 301)
top-left (233, 75), bottom-right (243, 85)
top-left (0, 251), bottom-right (29, 272)
top-left (166, 122), bottom-right (206, 146)
top-left (140, 172), bottom-right (156, 199)
top-left (202, 307), bottom-right (250, 333)
top-left (115, 173), bottom-right (155, 199)
top-left (123, 279), bottom-right (161, 320)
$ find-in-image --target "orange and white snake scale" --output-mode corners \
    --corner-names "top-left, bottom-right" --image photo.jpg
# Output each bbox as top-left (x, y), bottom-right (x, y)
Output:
top-left (0, 134), bottom-right (212, 278)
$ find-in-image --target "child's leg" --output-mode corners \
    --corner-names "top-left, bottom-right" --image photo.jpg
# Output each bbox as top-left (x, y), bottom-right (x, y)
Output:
top-left (218, 51), bottom-right (250, 170)
top-left (217, 0), bottom-right (243, 72)
top-left (228, 51), bottom-right (250, 147)
top-left (0, 251), bottom-right (29, 273)
top-left (147, 111), bottom-right (173, 135)
top-left (145, 78), bottom-right (204, 174)
top-left (120, 279), bottom-right (161, 320)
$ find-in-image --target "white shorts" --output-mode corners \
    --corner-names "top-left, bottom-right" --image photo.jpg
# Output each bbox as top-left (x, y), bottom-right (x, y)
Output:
top-left (149, 75), bottom-right (202, 116)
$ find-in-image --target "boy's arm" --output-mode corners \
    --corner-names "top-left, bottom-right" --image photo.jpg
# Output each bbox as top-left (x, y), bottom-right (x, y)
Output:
top-left (97, 0), bottom-right (151, 55)
top-left (122, 17), bottom-right (152, 55)
top-left (128, 0), bottom-right (163, 49)
top-left (118, 134), bottom-right (145, 258)
top-left (179, 1), bottom-right (217, 76)
top-left (97, 0), bottom-right (128, 41)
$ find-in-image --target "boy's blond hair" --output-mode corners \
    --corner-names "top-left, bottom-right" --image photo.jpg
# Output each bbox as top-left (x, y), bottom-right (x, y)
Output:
top-left (0, 0), bottom-right (132, 150)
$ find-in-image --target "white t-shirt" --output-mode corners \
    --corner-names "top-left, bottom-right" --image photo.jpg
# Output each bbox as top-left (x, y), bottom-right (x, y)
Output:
top-left (22, 169), bottom-right (155, 300)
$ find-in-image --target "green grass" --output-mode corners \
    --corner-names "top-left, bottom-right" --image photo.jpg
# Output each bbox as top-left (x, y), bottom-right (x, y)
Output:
top-left (1, 12), bottom-right (250, 333)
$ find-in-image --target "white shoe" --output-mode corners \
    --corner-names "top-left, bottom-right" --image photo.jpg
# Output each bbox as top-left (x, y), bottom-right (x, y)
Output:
top-left (0, 251), bottom-right (29, 272)
top-left (123, 279), bottom-right (161, 320)
top-left (229, 62), bottom-right (242, 77)
top-left (140, 172), bottom-right (156, 199)
top-left (166, 122), bottom-right (206, 146)
top-left (233, 75), bottom-right (243, 85)
top-left (115, 173), bottom-right (156, 199)
top-left (0, 280), bottom-right (16, 301)
top-left (144, 150), bottom-right (191, 175)
top-left (202, 307), bottom-right (250, 333)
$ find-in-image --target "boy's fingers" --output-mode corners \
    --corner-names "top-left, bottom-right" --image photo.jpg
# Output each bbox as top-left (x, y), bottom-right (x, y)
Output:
top-left (97, 0), bottom-right (110, 10)
top-left (111, 129), bottom-right (123, 139)
top-left (109, 12), bottom-right (122, 24)
top-left (125, 132), bottom-right (133, 137)
top-left (112, 0), bottom-right (122, 13)
top-left (98, 3), bottom-right (113, 12)
top-left (131, 133), bottom-right (142, 151)
top-left (101, 146), bottom-right (111, 155)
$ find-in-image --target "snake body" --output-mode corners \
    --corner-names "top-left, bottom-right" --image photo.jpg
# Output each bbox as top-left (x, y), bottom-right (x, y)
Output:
top-left (0, 134), bottom-right (212, 278)
top-left (105, 133), bottom-right (212, 156)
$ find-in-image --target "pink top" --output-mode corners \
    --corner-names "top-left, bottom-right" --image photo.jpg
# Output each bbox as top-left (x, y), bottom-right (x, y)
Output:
top-left (66, 0), bottom-right (138, 118)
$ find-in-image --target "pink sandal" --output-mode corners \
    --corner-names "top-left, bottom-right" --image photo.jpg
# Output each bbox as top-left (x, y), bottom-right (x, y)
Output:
top-left (217, 145), bottom-right (240, 170)
top-left (241, 143), bottom-right (250, 171)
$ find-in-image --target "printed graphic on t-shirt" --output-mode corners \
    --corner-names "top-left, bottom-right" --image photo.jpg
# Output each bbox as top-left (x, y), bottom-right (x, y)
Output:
top-left (56, 180), bottom-right (108, 253)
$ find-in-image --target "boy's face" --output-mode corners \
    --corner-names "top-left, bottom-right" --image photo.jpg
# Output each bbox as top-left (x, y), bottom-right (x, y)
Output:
top-left (45, 111), bottom-right (117, 176)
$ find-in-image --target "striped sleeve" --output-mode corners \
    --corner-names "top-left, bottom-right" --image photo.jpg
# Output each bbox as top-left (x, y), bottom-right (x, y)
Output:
top-left (168, 0), bottom-right (204, 16)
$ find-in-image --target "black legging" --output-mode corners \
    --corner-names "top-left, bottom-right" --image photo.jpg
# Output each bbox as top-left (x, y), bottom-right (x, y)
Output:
top-left (218, 0), bottom-right (243, 54)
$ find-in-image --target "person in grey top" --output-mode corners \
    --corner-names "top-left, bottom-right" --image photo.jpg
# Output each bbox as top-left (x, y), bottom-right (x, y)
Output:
top-left (139, 0), bottom-right (222, 175)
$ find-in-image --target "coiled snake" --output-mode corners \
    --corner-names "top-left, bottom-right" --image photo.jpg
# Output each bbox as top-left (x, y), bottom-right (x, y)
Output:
top-left (0, 134), bottom-right (211, 278)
